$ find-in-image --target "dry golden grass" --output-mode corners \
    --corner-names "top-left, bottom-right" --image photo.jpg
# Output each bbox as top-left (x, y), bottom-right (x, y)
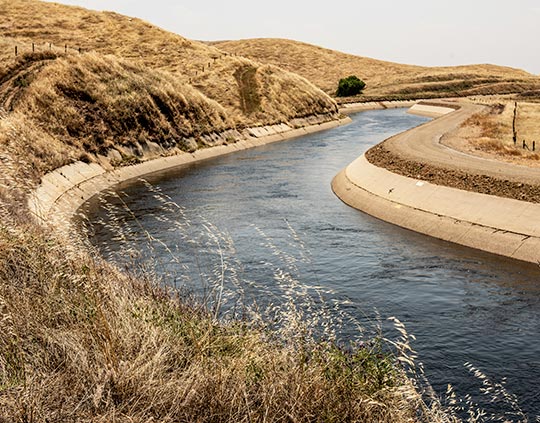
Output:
top-left (0, 52), bottom-right (234, 181)
top-left (0, 51), bottom-right (337, 179)
top-left (451, 100), bottom-right (540, 165)
top-left (16, 53), bottom-right (231, 158)
top-left (0, 0), bottom-right (337, 126)
top-left (0, 0), bottom-right (338, 182)
top-left (212, 38), bottom-right (540, 100)
top-left (0, 111), bottom-right (73, 184)
top-left (0, 3), bottom-right (440, 421)
top-left (0, 0), bottom-right (218, 72)
top-left (0, 2), bottom-right (527, 421)
top-left (0, 195), bottom-right (447, 422)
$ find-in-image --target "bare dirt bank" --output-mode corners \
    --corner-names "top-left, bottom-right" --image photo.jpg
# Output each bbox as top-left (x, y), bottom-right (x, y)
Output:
top-left (368, 102), bottom-right (540, 202)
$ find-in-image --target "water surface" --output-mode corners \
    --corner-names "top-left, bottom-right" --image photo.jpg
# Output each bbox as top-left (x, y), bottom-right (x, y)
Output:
top-left (84, 109), bottom-right (540, 419)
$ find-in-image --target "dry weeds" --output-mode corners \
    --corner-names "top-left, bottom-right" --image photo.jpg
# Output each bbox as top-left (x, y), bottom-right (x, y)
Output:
top-left (0, 0), bottom-right (338, 184)
top-left (0, 2), bottom-right (428, 420)
top-left (17, 53), bottom-right (231, 158)
top-left (0, 190), bottom-right (436, 422)
top-left (0, 0), bottom-right (338, 128)
top-left (451, 100), bottom-right (540, 166)
top-left (0, 1), bottom-right (532, 421)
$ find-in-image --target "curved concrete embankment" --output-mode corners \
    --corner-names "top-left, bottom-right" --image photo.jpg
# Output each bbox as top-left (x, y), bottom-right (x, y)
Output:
top-left (407, 101), bottom-right (458, 117)
top-left (30, 117), bottom-right (351, 226)
top-left (340, 100), bottom-right (418, 114)
top-left (332, 102), bottom-right (540, 264)
top-left (383, 102), bottom-right (540, 185)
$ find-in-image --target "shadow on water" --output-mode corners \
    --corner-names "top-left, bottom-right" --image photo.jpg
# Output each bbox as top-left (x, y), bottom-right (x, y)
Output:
top-left (82, 109), bottom-right (540, 420)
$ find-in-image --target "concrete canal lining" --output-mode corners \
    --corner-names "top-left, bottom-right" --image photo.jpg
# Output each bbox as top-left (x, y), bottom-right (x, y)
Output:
top-left (332, 102), bottom-right (540, 264)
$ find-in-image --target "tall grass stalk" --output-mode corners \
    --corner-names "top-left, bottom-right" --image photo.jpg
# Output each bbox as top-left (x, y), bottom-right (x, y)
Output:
top-left (78, 182), bottom-right (529, 422)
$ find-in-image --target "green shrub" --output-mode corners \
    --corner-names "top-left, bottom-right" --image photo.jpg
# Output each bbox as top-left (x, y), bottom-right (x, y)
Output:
top-left (336, 75), bottom-right (366, 97)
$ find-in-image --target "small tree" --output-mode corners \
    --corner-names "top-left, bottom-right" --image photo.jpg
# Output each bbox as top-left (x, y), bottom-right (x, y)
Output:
top-left (336, 75), bottom-right (366, 97)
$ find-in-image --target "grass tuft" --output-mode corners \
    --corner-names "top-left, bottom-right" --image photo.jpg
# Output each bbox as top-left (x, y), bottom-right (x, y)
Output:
top-left (0, 214), bottom-right (431, 422)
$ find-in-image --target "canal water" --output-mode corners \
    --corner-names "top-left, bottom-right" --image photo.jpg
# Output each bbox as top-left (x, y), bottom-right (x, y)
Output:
top-left (83, 109), bottom-right (540, 420)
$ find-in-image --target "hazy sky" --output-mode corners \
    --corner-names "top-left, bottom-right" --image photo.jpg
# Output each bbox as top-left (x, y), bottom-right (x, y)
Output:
top-left (50, 0), bottom-right (540, 74)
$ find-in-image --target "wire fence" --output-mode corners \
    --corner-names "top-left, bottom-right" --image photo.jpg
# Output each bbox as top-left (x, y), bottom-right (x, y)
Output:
top-left (9, 40), bottom-right (245, 85)
top-left (11, 41), bottom-right (87, 57)
top-left (513, 102), bottom-right (537, 152)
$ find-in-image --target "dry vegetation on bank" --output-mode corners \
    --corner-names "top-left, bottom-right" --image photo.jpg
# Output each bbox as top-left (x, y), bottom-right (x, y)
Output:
top-left (0, 51), bottom-right (337, 183)
top-left (14, 53), bottom-right (230, 162)
top-left (0, 1), bottom-right (445, 421)
top-left (0, 213), bottom-right (435, 422)
top-left (445, 99), bottom-right (540, 166)
top-left (0, 0), bottom-right (534, 421)
top-left (212, 38), bottom-right (540, 101)
top-left (0, 0), bottom-right (338, 128)
top-left (0, 0), bottom-right (338, 184)
top-left (0, 124), bottom-right (453, 422)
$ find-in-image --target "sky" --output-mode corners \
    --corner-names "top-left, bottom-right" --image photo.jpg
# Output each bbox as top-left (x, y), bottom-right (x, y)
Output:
top-left (49, 0), bottom-right (540, 74)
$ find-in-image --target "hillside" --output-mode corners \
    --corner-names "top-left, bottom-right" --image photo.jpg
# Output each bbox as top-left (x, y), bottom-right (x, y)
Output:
top-left (212, 38), bottom-right (540, 101)
top-left (0, 1), bottom-right (338, 124)
top-left (0, 0), bottom-right (339, 186)
top-left (0, 3), bottom-right (447, 421)
top-left (1, 2), bottom-right (532, 421)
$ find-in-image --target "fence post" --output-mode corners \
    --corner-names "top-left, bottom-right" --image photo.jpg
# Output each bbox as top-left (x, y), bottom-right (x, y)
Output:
top-left (65, 44), bottom-right (67, 53)
top-left (523, 140), bottom-right (526, 150)
top-left (15, 46), bottom-right (17, 56)
top-left (512, 102), bottom-right (518, 146)
top-left (533, 141), bottom-right (536, 152)
top-left (49, 43), bottom-right (51, 50)
top-left (78, 47), bottom-right (81, 54)
top-left (32, 43), bottom-right (35, 52)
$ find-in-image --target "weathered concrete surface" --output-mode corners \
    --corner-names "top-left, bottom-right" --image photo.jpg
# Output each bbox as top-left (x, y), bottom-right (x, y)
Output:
top-left (30, 116), bottom-right (352, 226)
top-left (332, 100), bottom-right (540, 263)
top-left (407, 102), bottom-right (457, 118)
top-left (332, 153), bottom-right (540, 264)
top-left (340, 100), bottom-right (417, 115)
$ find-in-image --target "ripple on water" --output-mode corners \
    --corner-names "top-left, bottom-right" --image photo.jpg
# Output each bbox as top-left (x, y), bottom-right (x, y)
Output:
top-left (83, 109), bottom-right (540, 420)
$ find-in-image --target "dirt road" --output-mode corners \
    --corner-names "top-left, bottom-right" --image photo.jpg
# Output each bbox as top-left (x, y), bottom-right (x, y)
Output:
top-left (366, 102), bottom-right (540, 202)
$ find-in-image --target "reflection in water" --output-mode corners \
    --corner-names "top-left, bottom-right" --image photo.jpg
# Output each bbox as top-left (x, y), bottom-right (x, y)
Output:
top-left (83, 109), bottom-right (540, 420)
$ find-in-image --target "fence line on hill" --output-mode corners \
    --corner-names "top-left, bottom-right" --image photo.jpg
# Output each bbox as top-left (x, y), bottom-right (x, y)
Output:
top-left (11, 41), bottom-right (87, 58)
top-left (9, 41), bottom-right (243, 84)
top-left (10, 43), bottom-right (537, 153)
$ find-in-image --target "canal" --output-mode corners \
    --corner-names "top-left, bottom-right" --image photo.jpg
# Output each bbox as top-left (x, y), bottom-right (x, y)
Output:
top-left (83, 108), bottom-right (540, 419)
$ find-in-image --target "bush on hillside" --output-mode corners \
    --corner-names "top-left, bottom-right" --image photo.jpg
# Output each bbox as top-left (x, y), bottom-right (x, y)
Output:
top-left (336, 75), bottom-right (366, 97)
